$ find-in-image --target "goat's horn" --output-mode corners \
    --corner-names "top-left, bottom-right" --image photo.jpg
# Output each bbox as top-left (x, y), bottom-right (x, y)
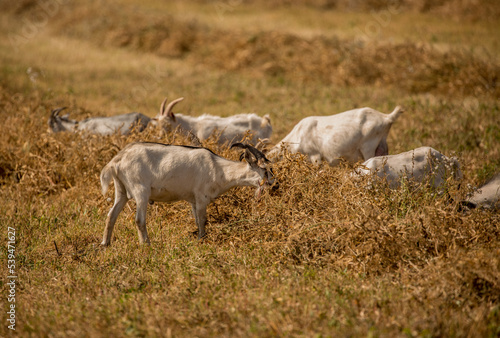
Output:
top-left (231, 142), bottom-right (270, 163)
top-left (160, 97), bottom-right (168, 115)
top-left (164, 97), bottom-right (184, 117)
top-left (51, 107), bottom-right (67, 117)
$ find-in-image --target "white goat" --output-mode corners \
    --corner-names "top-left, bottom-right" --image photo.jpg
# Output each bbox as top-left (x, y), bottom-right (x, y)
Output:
top-left (156, 97), bottom-right (273, 145)
top-left (462, 173), bottom-right (500, 210)
top-left (268, 106), bottom-right (403, 166)
top-left (100, 142), bottom-right (275, 245)
top-left (355, 147), bottom-right (462, 189)
top-left (48, 107), bottom-right (151, 135)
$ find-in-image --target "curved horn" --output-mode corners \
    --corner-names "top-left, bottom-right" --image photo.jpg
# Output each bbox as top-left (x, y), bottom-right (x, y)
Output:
top-left (231, 142), bottom-right (269, 163)
top-left (164, 97), bottom-right (184, 117)
top-left (51, 107), bottom-right (67, 117)
top-left (160, 97), bottom-right (168, 116)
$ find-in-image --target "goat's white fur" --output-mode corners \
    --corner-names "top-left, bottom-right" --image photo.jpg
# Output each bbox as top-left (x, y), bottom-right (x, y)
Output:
top-left (48, 107), bottom-right (151, 135)
top-left (355, 146), bottom-right (462, 189)
top-left (268, 106), bottom-right (403, 166)
top-left (156, 97), bottom-right (272, 145)
top-left (465, 173), bottom-right (500, 210)
top-left (100, 142), bottom-right (274, 245)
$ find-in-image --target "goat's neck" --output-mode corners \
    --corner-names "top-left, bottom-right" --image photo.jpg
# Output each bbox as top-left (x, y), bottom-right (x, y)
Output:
top-left (59, 119), bottom-right (78, 132)
top-left (219, 160), bottom-right (260, 190)
top-left (175, 114), bottom-right (201, 130)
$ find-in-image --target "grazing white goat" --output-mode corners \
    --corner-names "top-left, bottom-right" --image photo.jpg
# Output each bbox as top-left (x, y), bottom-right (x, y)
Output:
top-left (268, 106), bottom-right (403, 166)
top-left (48, 107), bottom-right (151, 135)
top-left (355, 147), bottom-right (462, 189)
top-left (156, 97), bottom-right (272, 145)
top-left (100, 142), bottom-right (275, 245)
top-left (462, 173), bottom-right (500, 210)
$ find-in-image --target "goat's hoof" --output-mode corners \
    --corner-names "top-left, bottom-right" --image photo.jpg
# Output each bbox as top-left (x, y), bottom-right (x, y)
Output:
top-left (191, 230), bottom-right (207, 240)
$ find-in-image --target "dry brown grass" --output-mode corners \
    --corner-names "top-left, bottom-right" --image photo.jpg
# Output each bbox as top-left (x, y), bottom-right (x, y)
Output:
top-left (1, 0), bottom-right (500, 336)
top-left (1, 81), bottom-right (499, 336)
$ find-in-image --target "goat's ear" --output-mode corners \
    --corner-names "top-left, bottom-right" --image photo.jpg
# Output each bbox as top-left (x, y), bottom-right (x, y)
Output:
top-left (168, 111), bottom-right (176, 122)
top-left (243, 149), bottom-right (257, 165)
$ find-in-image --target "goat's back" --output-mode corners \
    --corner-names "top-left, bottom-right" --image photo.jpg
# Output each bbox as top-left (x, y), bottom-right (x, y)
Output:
top-left (101, 143), bottom-right (221, 202)
top-left (192, 113), bottom-right (272, 144)
top-left (360, 146), bottom-right (461, 189)
top-left (276, 107), bottom-right (397, 163)
top-left (79, 112), bottom-right (151, 135)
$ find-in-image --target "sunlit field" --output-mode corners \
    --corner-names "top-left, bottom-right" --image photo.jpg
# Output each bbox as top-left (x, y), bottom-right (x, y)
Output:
top-left (1, 0), bottom-right (499, 336)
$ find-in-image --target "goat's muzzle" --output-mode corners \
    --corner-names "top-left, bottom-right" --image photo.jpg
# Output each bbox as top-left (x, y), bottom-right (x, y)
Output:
top-left (259, 175), bottom-right (279, 192)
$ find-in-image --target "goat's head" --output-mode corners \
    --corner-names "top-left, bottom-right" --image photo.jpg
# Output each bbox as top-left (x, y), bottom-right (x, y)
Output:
top-left (157, 97), bottom-right (184, 126)
top-left (47, 107), bottom-right (77, 133)
top-left (231, 142), bottom-right (278, 196)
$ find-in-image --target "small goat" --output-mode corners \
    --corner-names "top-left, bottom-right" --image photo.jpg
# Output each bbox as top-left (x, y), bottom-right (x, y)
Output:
top-left (48, 107), bottom-right (151, 135)
top-left (268, 106), bottom-right (403, 166)
top-left (156, 97), bottom-right (273, 145)
top-left (355, 147), bottom-right (462, 189)
top-left (100, 142), bottom-right (275, 245)
top-left (462, 173), bottom-right (500, 210)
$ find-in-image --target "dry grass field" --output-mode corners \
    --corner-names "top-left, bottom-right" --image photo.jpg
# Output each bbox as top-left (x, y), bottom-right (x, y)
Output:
top-left (1, 0), bottom-right (499, 336)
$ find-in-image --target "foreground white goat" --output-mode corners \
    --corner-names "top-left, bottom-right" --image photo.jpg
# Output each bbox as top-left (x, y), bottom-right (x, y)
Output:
top-left (355, 146), bottom-right (462, 189)
top-left (463, 173), bottom-right (500, 210)
top-left (48, 107), bottom-right (151, 135)
top-left (100, 142), bottom-right (275, 245)
top-left (156, 97), bottom-right (272, 145)
top-left (268, 106), bottom-right (403, 166)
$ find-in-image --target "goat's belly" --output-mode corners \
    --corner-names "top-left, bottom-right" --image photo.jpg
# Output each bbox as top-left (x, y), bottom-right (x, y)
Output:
top-left (150, 188), bottom-right (192, 203)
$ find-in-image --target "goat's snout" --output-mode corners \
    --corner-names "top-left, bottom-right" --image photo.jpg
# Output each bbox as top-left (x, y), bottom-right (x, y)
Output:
top-left (264, 168), bottom-right (278, 191)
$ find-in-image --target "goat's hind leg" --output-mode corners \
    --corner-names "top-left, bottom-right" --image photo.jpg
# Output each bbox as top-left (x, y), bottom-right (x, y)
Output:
top-left (133, 186), bottom-right (152, 245)
top-left (102, 180), bottom-right (128, 246)
top-left (193, 199), bottom-right (208, 239)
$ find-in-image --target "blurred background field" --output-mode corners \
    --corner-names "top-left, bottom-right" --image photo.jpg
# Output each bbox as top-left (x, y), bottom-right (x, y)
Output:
top-left (0, 0), bottom-right (499, 336)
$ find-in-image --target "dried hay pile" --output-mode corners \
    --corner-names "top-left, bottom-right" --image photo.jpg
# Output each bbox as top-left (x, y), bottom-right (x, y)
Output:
top-left (2, 85), bottom-right (498, 280)
top-left (6, 0), bottom-right (500, 98)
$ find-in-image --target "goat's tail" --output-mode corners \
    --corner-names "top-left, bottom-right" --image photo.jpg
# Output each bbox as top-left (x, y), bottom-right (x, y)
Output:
top-left (100, 163), bottom-right (114, 196)
top-left (261, 114), bottom-right (272, 128)
top-left (387, 106), bottom-right (404, 123)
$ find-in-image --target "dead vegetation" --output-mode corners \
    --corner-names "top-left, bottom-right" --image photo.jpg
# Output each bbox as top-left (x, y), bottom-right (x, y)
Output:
top-left (1, 82), bottom-right (499, 336)
top-left (5, 0), bottom-right (500, 98)
top-left (1, 0), bottom-right (500, 336)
